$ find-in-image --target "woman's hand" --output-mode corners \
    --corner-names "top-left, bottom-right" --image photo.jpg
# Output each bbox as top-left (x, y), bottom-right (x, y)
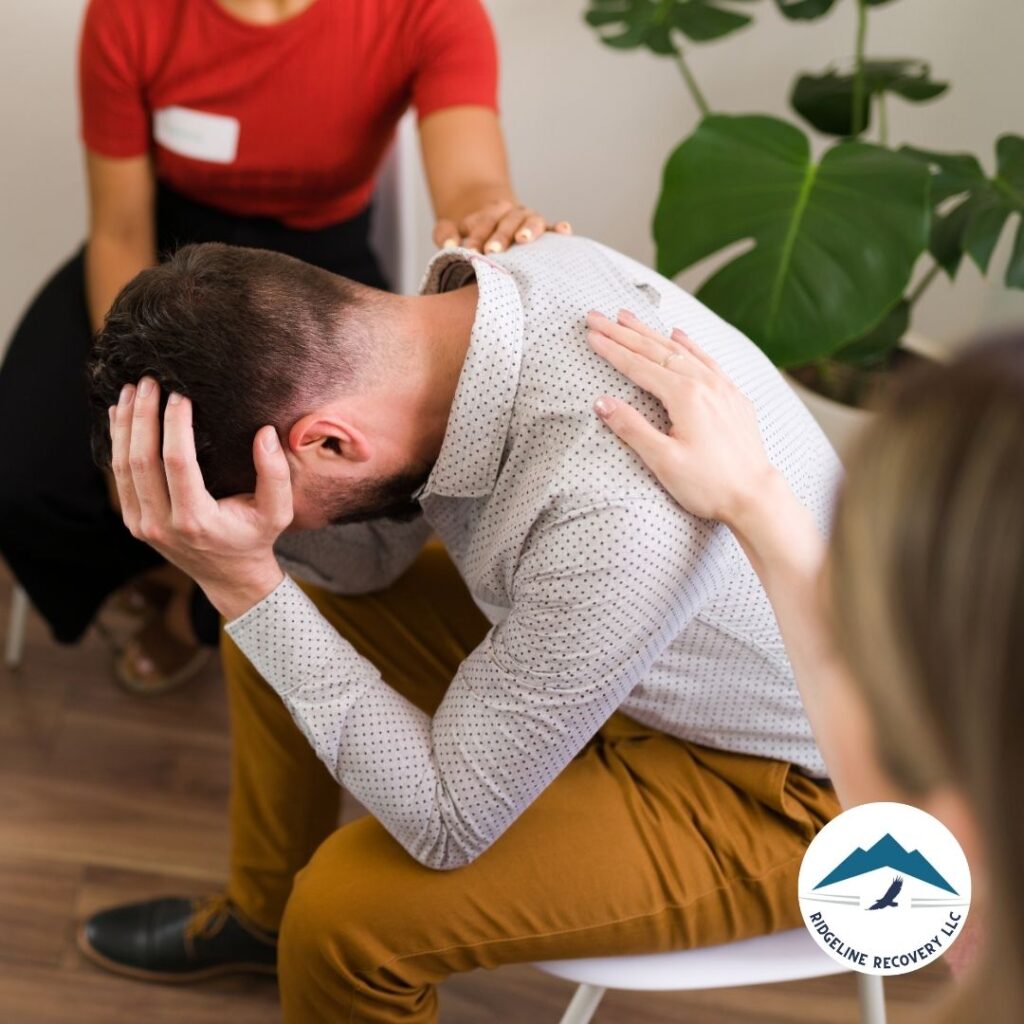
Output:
top-left (586, 310), bottom-right (778, 527)
top-left (420, 108), bottom-right (570, 254)
top-left (434, 201), bottom-right (571, 254)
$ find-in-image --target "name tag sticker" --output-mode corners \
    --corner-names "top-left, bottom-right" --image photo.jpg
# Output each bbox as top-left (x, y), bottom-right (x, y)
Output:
top-left (154, 106), bottom-right (240, 164)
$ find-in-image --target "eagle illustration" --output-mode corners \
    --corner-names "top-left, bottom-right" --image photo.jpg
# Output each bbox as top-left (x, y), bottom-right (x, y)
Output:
top-left (867, 876), bottom-right (903, 910)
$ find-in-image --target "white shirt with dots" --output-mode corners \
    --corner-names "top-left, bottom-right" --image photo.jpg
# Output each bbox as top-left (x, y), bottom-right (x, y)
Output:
top-left (227, 234), bottom-right (842, 870)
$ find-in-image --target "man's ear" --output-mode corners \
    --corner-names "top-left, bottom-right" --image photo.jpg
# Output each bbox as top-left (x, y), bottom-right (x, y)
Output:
top-left (288, 411), bottom-right (372, 467)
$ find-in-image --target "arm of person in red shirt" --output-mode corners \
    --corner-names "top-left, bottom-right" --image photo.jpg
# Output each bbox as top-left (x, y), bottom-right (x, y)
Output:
top-left (84, 152), bottom-right (156, 332)
top-left (420, 106), bottom-right (570, 254)
top-left (79, 0), bottom-right (156, 330)
top-left (411, 0), bottom-right (566, 254)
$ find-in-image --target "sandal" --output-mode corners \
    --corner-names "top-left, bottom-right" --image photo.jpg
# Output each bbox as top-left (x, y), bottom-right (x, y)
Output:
top-left (95, 579), bottom-right (172, 652)
top-left (114, 616), bottom-right (212, 696)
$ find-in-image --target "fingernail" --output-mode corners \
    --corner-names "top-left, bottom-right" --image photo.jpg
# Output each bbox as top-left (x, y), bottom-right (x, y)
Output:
top-left (484, 240), bottom-right (504, 254)
top-left (587, 309), bottom-right (606, 322)
top-left (556, 221), bottom-right (572, 233)
top-left (442, 237), bottom-right (458, 249)
top-left (516, 228), bottom-right (533, 243)
top-left (466, 246), bottom-right (480, 255)
top-left (261, 428), bottom-right (280, 453)
top-left (619, 309), bottom-right (636, 322)
top-left (168, 392), bottom-right (183, 406)
top-left (138, 378), bottom-right (154, 398)
top-left (119, 384), bottom-right (135, 407)
top-left (594, 396), bottom-right (616, 418)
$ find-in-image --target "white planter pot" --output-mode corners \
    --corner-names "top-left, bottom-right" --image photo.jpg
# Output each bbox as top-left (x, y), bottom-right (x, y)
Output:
top-left (785, 332), bottom-right (943, 461)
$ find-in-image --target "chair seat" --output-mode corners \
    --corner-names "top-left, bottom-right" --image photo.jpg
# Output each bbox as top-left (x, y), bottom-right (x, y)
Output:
top-left (533, 928), bottom-right (846, 992)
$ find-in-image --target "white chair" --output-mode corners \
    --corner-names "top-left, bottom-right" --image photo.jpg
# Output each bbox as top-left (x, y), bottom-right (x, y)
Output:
top-left (369, 109), bottom-right (422, 296)
top-left (4, 583), bottom-right (29, 670)
top-left (534, 927), bottom-right (886, 1024)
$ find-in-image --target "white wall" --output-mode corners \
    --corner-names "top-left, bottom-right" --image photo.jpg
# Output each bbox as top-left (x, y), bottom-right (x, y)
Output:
top-left (3, 0), bottom-right (1023, 356)
top-left (0, 0), bottom-right (89, 350)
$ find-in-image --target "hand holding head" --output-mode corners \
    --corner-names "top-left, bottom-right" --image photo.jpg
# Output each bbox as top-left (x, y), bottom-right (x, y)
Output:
top-left (108, 374), bottom-right (290, 619)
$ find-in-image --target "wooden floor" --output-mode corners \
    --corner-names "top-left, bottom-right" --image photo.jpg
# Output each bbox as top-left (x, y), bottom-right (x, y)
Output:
top-left (0, 567), bottom-right (950, 1023)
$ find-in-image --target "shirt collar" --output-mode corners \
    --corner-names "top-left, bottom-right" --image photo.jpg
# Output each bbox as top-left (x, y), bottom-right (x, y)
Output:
top-left (415, 249), bottom-right (525, 500)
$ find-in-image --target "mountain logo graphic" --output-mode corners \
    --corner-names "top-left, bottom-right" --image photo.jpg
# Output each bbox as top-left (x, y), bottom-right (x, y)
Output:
top-left (798, 803), bottom-right (971, 977)
top-left (813, 832), bottom-right (957, 895)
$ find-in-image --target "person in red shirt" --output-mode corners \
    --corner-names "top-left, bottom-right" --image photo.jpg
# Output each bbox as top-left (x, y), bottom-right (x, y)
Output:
top-left (0, 0), bottom-right (564, 692)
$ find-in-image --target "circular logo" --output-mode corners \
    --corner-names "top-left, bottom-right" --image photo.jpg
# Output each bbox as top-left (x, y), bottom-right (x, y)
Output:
top-left (798, 801), bottom-right (971, 976)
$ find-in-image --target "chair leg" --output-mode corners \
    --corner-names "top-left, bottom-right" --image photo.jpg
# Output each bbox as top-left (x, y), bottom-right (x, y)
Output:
top-left (557, 983), bottom-right (606, 1024)
top-left (5, 585), bottom-right (29, 670)
top-left (857, 973), bottom-right (887, 1024)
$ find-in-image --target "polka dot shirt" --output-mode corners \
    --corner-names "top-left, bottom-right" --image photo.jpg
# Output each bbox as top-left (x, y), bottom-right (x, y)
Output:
top-left (227, 235), bottom-right (842, 869)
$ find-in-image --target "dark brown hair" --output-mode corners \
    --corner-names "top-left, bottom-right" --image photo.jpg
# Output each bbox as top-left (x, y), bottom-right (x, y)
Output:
top-left (831, 334), bottom-right (1024, 1023)
top-left (88, 243), bottom-right (370, 497)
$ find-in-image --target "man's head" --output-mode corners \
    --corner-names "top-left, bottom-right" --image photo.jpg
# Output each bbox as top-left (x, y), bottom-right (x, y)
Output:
top-left (89, 243), bottom-right (438, 528)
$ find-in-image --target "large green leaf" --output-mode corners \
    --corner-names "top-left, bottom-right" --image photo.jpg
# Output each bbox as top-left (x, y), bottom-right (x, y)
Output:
top-left (672, 0), bottom-right (757, 41)
top-left (654, 115), bottom-right (931, 366)
top-left (903, 136), bottom-right (1024, 288)
top-left (775, 0), bottom-right (899, 18)
top-left (774, 0), bottom-right (838, 20)
top-left (584, 0), bottom-right (758, 54)
top-left (792, 59), bottom-right (948, 137)
top-left (833, 299), bottom-right (909, 367)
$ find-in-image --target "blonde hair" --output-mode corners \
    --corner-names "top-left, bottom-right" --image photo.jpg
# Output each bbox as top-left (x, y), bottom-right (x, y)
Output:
top-left (830, 335), bottom-right (1024, 1022)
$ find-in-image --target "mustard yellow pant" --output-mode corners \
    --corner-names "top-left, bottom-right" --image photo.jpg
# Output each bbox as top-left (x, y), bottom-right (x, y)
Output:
top-left (221, 542), bottom-right (839, 1023)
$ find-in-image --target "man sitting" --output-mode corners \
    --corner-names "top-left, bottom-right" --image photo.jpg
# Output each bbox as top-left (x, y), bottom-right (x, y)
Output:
top-left (81, 234), bottom-right (841, 1023)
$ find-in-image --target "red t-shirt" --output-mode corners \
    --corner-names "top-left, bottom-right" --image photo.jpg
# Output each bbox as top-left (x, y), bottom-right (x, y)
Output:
top-left (79, 0), bottom-right (498, 228)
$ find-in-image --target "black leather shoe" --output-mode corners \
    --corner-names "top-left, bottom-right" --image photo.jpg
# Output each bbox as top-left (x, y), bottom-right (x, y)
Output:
top-left (78, 895), bottom-right (277, 982)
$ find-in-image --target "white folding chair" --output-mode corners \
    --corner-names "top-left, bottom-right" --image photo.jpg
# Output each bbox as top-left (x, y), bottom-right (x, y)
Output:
top-left (370, 109), bottom-right (421, 296)
top-left (534, 928), bottom-right (886, 1024)
top-left (4, 583), bottom-right (29, 670)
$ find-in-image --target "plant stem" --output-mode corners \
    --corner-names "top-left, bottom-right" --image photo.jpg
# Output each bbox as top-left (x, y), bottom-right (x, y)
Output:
top-left (907, 261), bottom-right (942, 307)
top-left (851, 0), bottom-right (869, 137)
top-left (675, 51), bottom-right (711, 118)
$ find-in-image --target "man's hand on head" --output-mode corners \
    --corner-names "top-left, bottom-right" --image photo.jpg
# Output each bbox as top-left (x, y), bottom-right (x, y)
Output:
top-left (109, 376), bottom-right (292, 621)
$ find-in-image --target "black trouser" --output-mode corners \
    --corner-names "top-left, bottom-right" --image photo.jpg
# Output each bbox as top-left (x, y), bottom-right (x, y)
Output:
top-left (0, 186), bottom-right (388, 644)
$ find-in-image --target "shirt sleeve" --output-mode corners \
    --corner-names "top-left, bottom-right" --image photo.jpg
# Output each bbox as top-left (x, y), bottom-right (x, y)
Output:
top-left (226, 498), bottom-right (737, 870)
top-left (409, 0), bottom-right (499, 120)
top-left (273, 517), bottom-right (432, 595)
top-left (79, 0), bottom-right (149, 158)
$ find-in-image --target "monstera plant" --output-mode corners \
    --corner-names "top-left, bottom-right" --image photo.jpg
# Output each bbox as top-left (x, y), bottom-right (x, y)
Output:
top-left (585, 0), bottom-right (1024, 405)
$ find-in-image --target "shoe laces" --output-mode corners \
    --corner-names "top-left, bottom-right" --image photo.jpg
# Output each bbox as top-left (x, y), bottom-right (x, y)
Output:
top-left (184, 895), bottom-right (233, 943)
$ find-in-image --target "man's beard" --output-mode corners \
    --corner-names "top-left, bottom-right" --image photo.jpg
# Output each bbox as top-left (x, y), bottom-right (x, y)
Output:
top-left (314, 463), bottom-right (434, 526)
